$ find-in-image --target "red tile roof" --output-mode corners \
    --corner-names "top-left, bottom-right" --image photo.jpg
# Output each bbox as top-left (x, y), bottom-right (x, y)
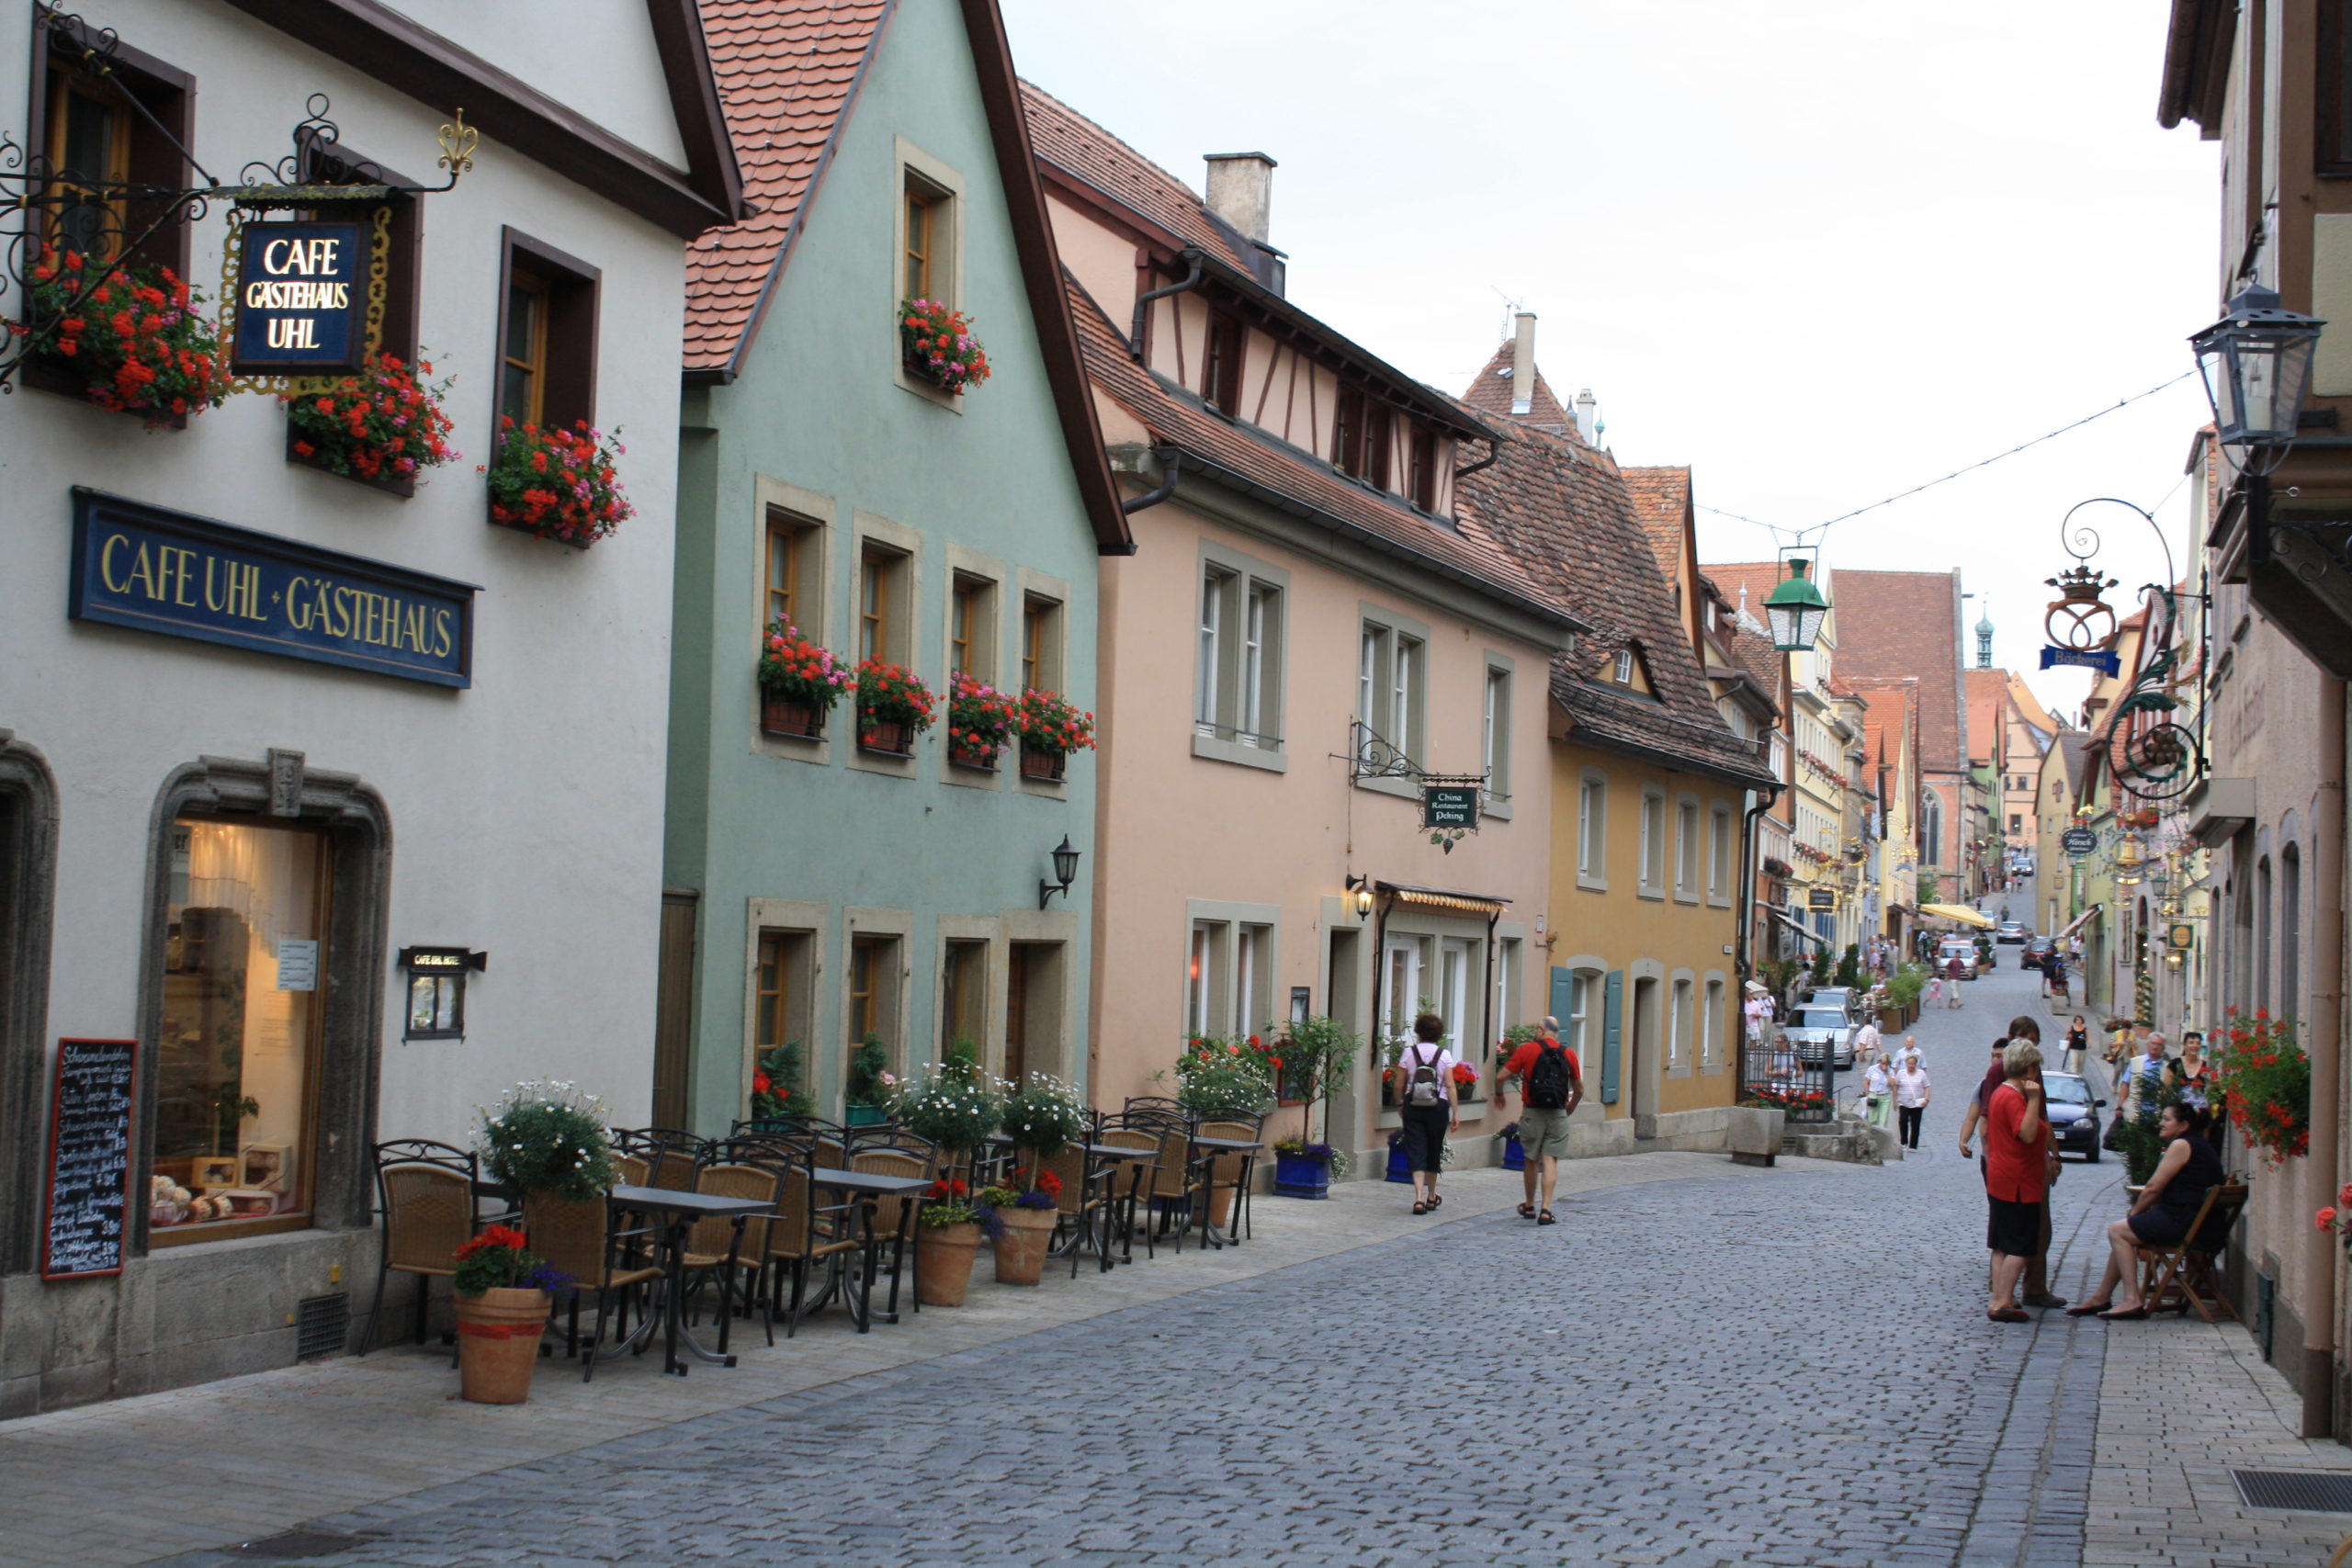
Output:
top-left (1458, 338), bottom-right (1577, 434)
top-left (684, 0), bottom-right (889, 376)
top-left (1621, 466), bottom-right (1691, 585)
top-left (1964, 667), bottom-right (2009, 767)
top-left (1702, 560), bottom-right (1787, 629)
top-left (1828, 570), bottom-right (1963, 773)
top-left (1019, 83), bottom-right (1256, 272)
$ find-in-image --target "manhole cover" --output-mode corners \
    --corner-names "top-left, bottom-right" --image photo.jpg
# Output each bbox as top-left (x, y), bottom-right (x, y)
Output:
top-left (2232, 1470), bottom-right (2352, 1512)
top-left (232, 1529), bottom-right (368, 1559)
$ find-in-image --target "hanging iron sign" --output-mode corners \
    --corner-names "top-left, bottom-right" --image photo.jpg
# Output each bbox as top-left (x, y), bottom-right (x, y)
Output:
top-left (1421, 784), bottom-right (1481, 830)
top-left (230, 220), bottom-right (368, 376)
top-left (2038, 646), bottom-right (2122, 675)
top-left (1807, 887), bottom-right (1838, 910)
top-left (2061, 827), bottom-right (2098, 856)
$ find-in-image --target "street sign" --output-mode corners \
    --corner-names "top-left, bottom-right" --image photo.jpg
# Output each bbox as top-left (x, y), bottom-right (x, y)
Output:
top-left (2040, 646), bottom-right (2122, 676)
top-left (2167, 922), bottom-right (2196, 951)
top-left (2061, 828), bottom-right (2098, 856)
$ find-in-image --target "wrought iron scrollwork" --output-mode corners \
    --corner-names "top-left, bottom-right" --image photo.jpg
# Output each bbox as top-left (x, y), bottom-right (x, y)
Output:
top-left (2098, 584), bottom-right (2205, 801)
top-left (2268, 514), bottom-right (2352, 585)
top-left (1349, 721), bottom-right (1420, 781)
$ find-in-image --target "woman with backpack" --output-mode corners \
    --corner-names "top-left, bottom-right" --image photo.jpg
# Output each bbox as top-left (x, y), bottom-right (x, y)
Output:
top-left (1395, 1012), bottom-right (1459, 1215)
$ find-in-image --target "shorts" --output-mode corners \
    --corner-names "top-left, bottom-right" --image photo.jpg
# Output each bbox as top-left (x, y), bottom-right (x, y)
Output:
top-left (1986, 1195), bottom-right (2043, 1258)
top-left (1518, 1107), bottom-right (1572, 1162)
top-left (2128, 1207), bottom-right (2194, 1247)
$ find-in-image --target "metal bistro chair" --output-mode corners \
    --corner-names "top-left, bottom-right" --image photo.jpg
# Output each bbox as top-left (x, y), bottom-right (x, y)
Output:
top-left (2140, 1181), bottom-right (2249, 1324)
top-left (362, 1138), bottom-right (481, 1358)
top-left (1093, 1124), bottom-right (1160, 1263)
top-left (680, 1156), bottom-right (783, 1349)
top-left (851, 1140), bottom-right (935, 1317)
top-left (1116, 1111), bottom-right (1207, 1258)
top-left (525, 1191), bottom-right (666, 1378)
top-left (765, 1146), bottom-right (875, 1336)
top-left (1041, 1144), bottom-right (1119, 1278)
top-left (1198, 1114), bottom-right (1266, 1245)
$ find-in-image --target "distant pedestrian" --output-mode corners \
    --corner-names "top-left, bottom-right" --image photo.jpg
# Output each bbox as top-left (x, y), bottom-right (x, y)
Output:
top-left (2064, 1016), bottom-right (2089, 1076)
top-left (1894, 1045), bottom-right (1931, 1150)
top-left (1395, 1012), bottom-right (1458, 1216)
top-left (2047, 953), bottom-right (2069, 1006)
top-left (1983, 1039), bottom-right (2052, 1324)
top-left (1945, 954), bottom-right (1967, 1007)
top-left (1496, 1016), bottom-right (1582, 1226)
top-left (1860, 1053), bottom-right (1893, 1130)
top-left (1853, 1015), bottom-right (1883, 1071)
top-left (2122, 1034), bottom-right (2170, 1122)
top-left (1927, 973), bottom-right (1944, 1009)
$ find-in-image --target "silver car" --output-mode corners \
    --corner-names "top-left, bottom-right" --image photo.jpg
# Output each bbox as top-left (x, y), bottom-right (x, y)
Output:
top-left (1784, 1005), bottom-right (1858, 1069)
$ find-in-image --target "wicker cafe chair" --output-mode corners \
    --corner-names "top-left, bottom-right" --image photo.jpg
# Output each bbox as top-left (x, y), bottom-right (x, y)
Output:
top-left (851, 1146), bottom-right (933, 1317)
top-left (612, 1153), bottom-right (651, 1188)
top-left (2140, 1182), bottom-right (2249, 1324)
top-left (1114, 1112), bottom-right (1206, 1258)
top-left (524, 1192), bottom-right (665, 1380)
top-left (362, 1139), bottom-right (481, 1359)
top-left (1040, 1145), bottom-right (1116, 1279)
top-left (679, 1161), bottom-right (782, 1350)
top-left (765, 1149), bottom-right (874, 1336)
top-left (1198, 1115), bottom-right (1265, 1245)
top-left (1093, 1125), bottom-right (1159, 1262)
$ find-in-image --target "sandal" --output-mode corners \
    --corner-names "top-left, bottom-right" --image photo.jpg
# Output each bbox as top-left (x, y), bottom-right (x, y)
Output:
top-left (1986, 1306), bottom-right (2030, 1323)
top-left (1537, 1210), bottom-right (1556, 1225)
top-left (2098, 1305), bottom-right (2151, 1320)
top-left (1516, 1202), bottom-right (1536, 1220)
top-left (1411, 1201), bottom-right (1430, 1215)
top-left (1428, 1193), bottom-right (1442, 1210)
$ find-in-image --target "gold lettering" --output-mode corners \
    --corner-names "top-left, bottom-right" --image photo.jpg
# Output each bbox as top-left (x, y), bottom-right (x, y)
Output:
top-left (432, 609), bottom-right (453, 660)
top-left (167, 547), bottom-right (197, 607)
top-left (241, 563), bottom-right (268, 622)
top-left (402, 602), bottom-right (426, 652)
top-left (286, 575), bottom-right (311, 630)
top-left (327, 585), bottom-right (353, 640)
top-left (98, 533), bottom-right (130, 593)
top-left (205, 556), bottom-right (228, 613)
top-left (126, 542), bottom-right (159, 601)
top-left (262, 238), bottom-right (294, 275)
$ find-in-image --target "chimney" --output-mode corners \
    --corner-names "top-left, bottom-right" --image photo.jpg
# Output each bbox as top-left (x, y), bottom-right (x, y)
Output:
top-left (1510, 311), bottom-right (1536, 417)
top-left (1204, 152), bottom-right (1276, 247)
top-left (1573, 388), bottom-right (1600, 446)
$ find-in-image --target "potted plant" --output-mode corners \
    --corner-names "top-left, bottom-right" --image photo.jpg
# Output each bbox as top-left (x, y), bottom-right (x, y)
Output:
top-left (944, 672), bottom-right (1017, 769)
top-left (475, 1080), bottom-right (617, 1201)
top-left (844, 1034), bottom-right (895, 1127)
top-left (1498, 1121), bottom-right (1526, 1171)
top-left (1384, 1130), bottom-right (1412, 1183)
top-left (888, 1066), bottom-right (999, 1176)
top-left (1450, 1061), bottom-right (1480, 1104)
top-left (976, 1171), bottom-right (1059, 1287)
top-left (749, 1041), bottom-right (815, 1126)
top-left (854, 660), bottom-right (934, 755)
top-left (757, 621), bottom-right (854, 739)
top-left (914, 1178), bottom-right (992, 1307)
top-left (24, 245), bottom-right (229, 426)
top-left (899, 297), bottom-right (992, 394)
top-left (282, 351), bottom-right (459, 494)
top-left (1173, 1040), bottom-right (1274, 1122)
top-left (482, 416), bottom-right (633, 547)
top-left (2211, 1009), bottom-right (2310, 1164)
top-left (1271, 1136), bottom-right (1342, 1199)
top-left (450, 1224), bottom-right (565, 1404)
top-left (1014, 688), bottom-right (1095, 782)
top-left (986, 1073), bottom-right (1088, 1286)
top-left (1264, 1015), bottom-right (1359, 1201)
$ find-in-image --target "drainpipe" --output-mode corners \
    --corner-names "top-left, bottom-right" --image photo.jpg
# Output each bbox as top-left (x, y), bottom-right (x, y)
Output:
top-left (1129, 252), bottom-right (1204, 360)
top-left (1480, 904), bottom-right (1503, 1074)
top-left (1452, 434), bottom-right (1501, 483)
top-left (1120, 448), bottom-right (1182, 514)
top-left (2306, 676), bottom-right (2346, 1439)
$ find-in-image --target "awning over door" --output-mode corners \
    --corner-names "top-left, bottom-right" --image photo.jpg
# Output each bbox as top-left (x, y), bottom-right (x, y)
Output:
top-left (1770, 908), bottom-right (1828, 949)
top-left (2056, 904), bottom-right (2103, 941)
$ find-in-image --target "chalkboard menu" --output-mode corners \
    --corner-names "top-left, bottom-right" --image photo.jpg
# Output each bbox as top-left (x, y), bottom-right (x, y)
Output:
top-left (42, 1038), bottom-right (137, 1280)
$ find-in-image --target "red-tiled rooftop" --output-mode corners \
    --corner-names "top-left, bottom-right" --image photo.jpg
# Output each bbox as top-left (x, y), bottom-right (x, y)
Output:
top-left (1459, 340), bottom-right (1577, 434)
top-left (1020, 82), bottom-right (1257, 271)
top-left (1621, 466), bottom-right (1691, 585)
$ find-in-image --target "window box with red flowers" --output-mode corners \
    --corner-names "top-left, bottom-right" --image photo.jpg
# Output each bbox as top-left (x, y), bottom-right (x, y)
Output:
top-left (1015, 689), bottom-right (1095, 782)
top-left (19, 246), bottom-right (228, 428)
top-left (482, 417), bottom-right (633, 548)
top-left (757, 620), bottom-right (854, 739)
top-left (944, 672), bottom-right (1017, 770)
top-left (854, 660), bottom-right (934, 756)
top-left (899, 297), bottom-right (991, 395)
top-left (282, 352), bottom-right (458, 498)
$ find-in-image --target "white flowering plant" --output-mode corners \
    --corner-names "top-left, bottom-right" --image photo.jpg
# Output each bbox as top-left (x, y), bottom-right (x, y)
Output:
top-left (889, 1068), bottom-right (1001, 1153)
top-left (476, 1080), bottom-right (616, 1201)
top-left (999, 1072), bottom-right (1090, 1169)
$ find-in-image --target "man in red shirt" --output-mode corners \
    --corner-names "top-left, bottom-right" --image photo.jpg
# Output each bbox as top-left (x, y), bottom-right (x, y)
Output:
top-left (1496, 1018), bottom-right (1583, 1225)
top-left (1984, 1040), bottom-right (2050, 1323)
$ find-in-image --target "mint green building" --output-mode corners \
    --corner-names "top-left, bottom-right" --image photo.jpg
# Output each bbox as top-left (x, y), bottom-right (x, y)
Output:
top-left (657, 0), bottom-right (1127, 1131)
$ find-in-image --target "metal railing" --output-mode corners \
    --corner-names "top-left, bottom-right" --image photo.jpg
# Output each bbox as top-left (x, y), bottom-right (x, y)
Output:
top-left (1740, 1042), bottom-right (1835, 1124)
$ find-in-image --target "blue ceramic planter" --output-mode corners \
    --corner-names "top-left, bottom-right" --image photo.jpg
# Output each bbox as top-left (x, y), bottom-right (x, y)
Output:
top-left (1273, 1150), bottom-right (1331, 1199)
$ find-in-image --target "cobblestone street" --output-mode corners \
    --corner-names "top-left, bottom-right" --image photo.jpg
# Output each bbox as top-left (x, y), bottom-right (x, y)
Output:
top-left (4, 955), bottom-right (2343, 1567)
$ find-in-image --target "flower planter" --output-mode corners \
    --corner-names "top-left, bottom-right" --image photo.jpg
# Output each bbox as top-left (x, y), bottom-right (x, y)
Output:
top-left (990, 1205), bottom-right (1057, 1286)
top-left (760, 693), bottom-right (825, 739)
top-left (947, 739), bottom-right (1001, 771)
top-left (1207, 1185), bottom-right (1235, 1230)
top-left (843, 1103), bottom-right (889, 1128)
top-left (1385, 1145), bottom-right (1412, 1183)
top-left (453, 1287), bottom-right (549, 1404)
top-left (286, 421), bottom-right (417, 497)
top-left (1501, 1135), bottom-right (1526, 1171)
top-left (1019, 745), bottom-right (1067, 782)
top-left (1272, 1151), bottom-right (1331, 1200)
top-left (915, 1222), bottom-right (982, 1307)
top-left (857, 716), bottom-right (913, 757)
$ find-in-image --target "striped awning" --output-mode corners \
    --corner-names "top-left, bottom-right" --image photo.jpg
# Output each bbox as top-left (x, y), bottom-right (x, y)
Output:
top-left (1377, 881), bottom-right (1510, 914)
top-left (2056, 904), bottom-right (2103, 940)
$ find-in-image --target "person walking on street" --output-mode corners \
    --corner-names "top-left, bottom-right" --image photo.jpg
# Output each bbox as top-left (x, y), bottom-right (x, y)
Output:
top-left (1894, 1044), bottom-right (1931, 1150)
top-left (2047, 951), bottom-right (2069, 1006)
top-left (1496, 1017), bottom-right (1582, 1225)
top-left (1860, 1052), bottom-right (1894, 1130)
top-left (1395, 1013), bottom-right (1458, 1215)
top-left (1945, 953), bottom-right (1968, 1007)
top-left (1853, 1014), bottom-right (1883, 1071)
top-left (1983, 1040), bottom-right (2052, 1323)
top-left (2123, 1033), bottom-right (2170, 1122)
top-left (2064, 1016), bottom-right (2090, 1077)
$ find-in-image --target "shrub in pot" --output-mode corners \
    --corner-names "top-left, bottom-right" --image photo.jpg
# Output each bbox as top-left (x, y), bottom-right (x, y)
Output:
top-left (475, 1080), bottom-right (617, 1201)
top-left (449, 1224), bottom-right (566, 1404)
top-left (984, 1074), bottom-right (1088, 1285)
top-left (844, 1034), bottom-right (894, 1126)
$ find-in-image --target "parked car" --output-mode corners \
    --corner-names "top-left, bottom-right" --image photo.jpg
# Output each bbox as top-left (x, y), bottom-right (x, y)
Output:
top-left (2042, 1071), bottom-right (2105, 1161)
top-left (1799, 986), bottom-right (1863, 1021)
top-left (2022, 935), bottom-right (2055, 965)
top-left (1784, 1006), bottom-right (1858, 1069)
top-left (1996, 920), bottom-right (2028, 944)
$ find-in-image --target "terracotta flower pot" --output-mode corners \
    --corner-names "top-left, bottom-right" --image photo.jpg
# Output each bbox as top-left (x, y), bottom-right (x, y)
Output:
top-left (948, 737), bottom-right (1001, 770)
top-left (1019, 745), bottom-right (1066, 782)
top-left (454, 1287), bottom-right (548, 1404)
top-left (916, 1222), bottom-right (982, 1306)
top-left (989, 1204), bottom-right (1057, 1287)
top-left (761, 692), bottom-right (824, 738)
top-left (858, 716), bottom-right (912, 756)
top-left (1207, 1185), bottom-right (1235, 1229)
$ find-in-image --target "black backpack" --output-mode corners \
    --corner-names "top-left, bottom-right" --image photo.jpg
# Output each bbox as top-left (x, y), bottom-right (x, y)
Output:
top-left (1526, 1041), bottom-right (1575, 1110)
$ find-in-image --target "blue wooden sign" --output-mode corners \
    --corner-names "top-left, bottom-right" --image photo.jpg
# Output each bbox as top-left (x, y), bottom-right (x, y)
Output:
top-left (68, 489), bottom-right (476, 687)
top-left (232, 220), bottom-right (368, 375)
top-left (2039, 645), bottom-right (2121, 676)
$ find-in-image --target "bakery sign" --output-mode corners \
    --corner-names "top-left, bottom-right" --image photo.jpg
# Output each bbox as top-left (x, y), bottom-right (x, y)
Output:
top-left (230, 220), bottom-right (368, 376)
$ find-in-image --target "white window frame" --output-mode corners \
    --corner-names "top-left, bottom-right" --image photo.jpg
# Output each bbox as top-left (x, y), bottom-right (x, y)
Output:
top-left (1638, 785), bottom-right (1668, 899)
top-left (1702, 974), bottom-right (1726, 1072)
top-left (1481, 655), bottom-right (1515, 818)
top-left (1707, 804), bottom-right (1735, 908)
top-left (1674, 795), bottom-right (1701, 904)
top-left (1194, 541), bottom-right (1289, 772)
top-left (1668, 976), bottom-right (1693, 1075)
top-left (1356, 604), bottom-right (1431, 801)
top-left (892, 137), bottom-right (970, 409)
top-left (1577, 771), bottom-right (1609, 892)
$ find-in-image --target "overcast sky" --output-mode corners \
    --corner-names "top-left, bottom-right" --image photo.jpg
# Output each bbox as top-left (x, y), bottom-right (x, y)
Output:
top-left (1000, 0), bottom-right (2221, 719)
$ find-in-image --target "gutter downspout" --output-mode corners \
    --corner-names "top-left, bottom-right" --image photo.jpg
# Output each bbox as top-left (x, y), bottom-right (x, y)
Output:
top-left (2306, 676), bottom-right (2346, 1438)
top-left (1481, 903), bottom-right (1503, 1077)
top-left (1130, 253), bottom-right (1204, 360)
top-left (1121, 448), bottom-right (1181, 514)
top-left (1452, 434), bottom-right (1501, 483)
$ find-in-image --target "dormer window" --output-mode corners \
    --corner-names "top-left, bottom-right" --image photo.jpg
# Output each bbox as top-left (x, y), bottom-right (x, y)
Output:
top-left (1203, 310), bottom-right (1244, 415)
top-left (1612, 648), bottom-right (1635, 684)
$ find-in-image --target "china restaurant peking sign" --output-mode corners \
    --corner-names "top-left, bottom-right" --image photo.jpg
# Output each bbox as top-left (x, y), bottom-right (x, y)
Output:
top-left (68, 490), bottom-right (476, 686)
top-left (231, 220), bottom-right (368, 376)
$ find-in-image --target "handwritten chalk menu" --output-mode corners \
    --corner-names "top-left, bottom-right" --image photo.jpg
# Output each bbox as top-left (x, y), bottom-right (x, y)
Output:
top-left (42, 1038), bottom-right (137, 1280)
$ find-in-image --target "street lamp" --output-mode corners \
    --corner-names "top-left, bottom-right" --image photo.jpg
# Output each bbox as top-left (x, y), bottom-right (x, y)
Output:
top-left (1345, 874), bottom-right (1374, 922)
top-left (2191, 284), bottom-right (2325, 455)
top-left (1764, 558), bottom-right (1832, 653)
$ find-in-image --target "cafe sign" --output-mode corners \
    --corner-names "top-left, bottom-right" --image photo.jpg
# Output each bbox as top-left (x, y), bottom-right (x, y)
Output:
top-left (230, 220), bottom-right (368, 376)
top-left (68, 489), bottom-right (476, 687)
top-left (1807, 887), bottom-right (1838, 910)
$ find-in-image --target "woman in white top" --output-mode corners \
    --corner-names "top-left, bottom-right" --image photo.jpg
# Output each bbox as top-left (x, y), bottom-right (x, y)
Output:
top-left (1893, 1044), bottom-right (1931, 1151)
top-left (1394, 1012), bottom-right (1458, 1215)
top-left (1860, 1054), bottom-right (1894, 1129)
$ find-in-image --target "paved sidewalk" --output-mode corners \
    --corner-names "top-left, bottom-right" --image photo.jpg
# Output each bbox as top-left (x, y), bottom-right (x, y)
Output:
top-left (0, 1150), bottom-right (1755, 1568)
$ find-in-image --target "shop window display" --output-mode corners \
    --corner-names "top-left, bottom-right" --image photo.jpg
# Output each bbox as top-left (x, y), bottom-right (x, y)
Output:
top-left (151, 818), bottom-right (323, 1240)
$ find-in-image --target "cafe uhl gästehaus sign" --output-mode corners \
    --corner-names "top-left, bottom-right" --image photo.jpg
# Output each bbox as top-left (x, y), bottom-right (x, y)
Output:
top-left (230, 219), bottom-right (369, 376)
top-left (69, 490), bottom-right (476, 687)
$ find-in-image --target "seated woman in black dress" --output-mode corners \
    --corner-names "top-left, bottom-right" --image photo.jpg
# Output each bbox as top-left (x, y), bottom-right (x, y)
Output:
top-left (2067, 1101), bottom-right (2225, 1319)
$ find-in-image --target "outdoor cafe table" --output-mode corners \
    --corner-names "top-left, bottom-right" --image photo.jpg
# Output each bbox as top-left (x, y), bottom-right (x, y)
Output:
top-left (1062, 1143), bottom-right (1153, 1269)
top-left (1187, 1135), bottom-right (1262, 1249)
top-left (605, 1184), bottom-right (773, 1376)
top-left (810, 1167), bottom-right (932, 1327)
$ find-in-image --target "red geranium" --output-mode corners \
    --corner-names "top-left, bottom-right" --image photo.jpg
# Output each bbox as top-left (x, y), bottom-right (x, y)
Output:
top-left (899, 296), bottom-right (991, 394)
top-left (483, 416), bottom-right (633, 547)
top-left (281, 351), bottom-right (458, 484)
top-left (23, 245), bottom-right (225, 425)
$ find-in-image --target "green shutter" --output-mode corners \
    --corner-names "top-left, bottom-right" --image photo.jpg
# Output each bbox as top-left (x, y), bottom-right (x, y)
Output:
top-left (1601, 970), bottom-right (1624, 1103)
top-left (1549, 965), bottom-right (1576, 1023)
